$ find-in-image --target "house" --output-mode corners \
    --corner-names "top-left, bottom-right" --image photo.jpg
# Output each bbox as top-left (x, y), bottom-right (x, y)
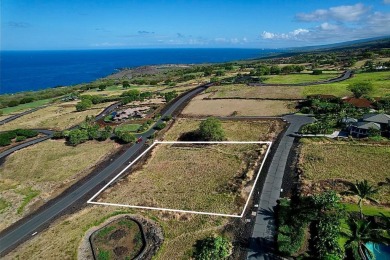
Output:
top-left (342, 97), bottom-right (373, 108)
top-left (349, 113), bottom-right (390, 137)
top-left (113, 106), bottom-right (150, 121)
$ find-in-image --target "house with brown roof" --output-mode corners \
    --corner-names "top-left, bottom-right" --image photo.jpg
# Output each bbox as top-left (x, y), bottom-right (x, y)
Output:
top-left (342, 97), bottom-right (373, 108)
top-left (113, 106), bottom-right (150, 121)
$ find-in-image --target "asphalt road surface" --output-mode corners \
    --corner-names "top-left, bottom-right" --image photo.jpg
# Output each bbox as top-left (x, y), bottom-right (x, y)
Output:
top-left (0, 84), bottom-right (209, 256)
top-left (0, 107), bottom-right (46, 126)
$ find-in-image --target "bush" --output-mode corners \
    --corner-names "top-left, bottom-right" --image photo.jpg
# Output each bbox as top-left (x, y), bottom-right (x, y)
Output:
top-left (14, 129), bottom-right (38, 138)
top-left (0, 137), bottom-right (11, 146)
top-left (199, 117), bottom-right (225, 141)
top-left (7, 100), bottom-right (19, 107)
top-left (75, 99), bottom-right (92, 111)
top-left (164, 91), bottom-right (178, 102)
top-left (193, 236), bottom-right (232, 260)
top-left (15, 136), bottom-right (27, 142)
top-left (67, 129), bottom-right (89, 145)
top-left (19, 97), bottom-right (35, 104)
top-left (154, 122), bottom-right (166, 130)
top-left (347, 82), bottom-right (373, 98)
top-left (104, 115), bottom-right (113, 122)
top-left (162, 115), bottom-right (172, 121)
top-left (52, 131), bottom-right (64, 139)
top-left (116, 131), bottom-right (136, 143)
top-left (312, 70), bottom-right (323, 75)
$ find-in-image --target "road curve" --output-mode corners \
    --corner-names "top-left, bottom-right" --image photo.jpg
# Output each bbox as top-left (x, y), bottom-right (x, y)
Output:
top-left (248, 70), bottom-right (352, 87)
top-left (0, 84), bottom-right (210, 256)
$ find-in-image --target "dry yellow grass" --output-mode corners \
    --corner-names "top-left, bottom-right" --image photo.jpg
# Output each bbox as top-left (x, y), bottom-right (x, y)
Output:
top-left (0, 139), bottom-right (118, 230)
top-left (300, 140), bottom-right (390, 204)
top-left (99, 143), bottom-right (267, 215)
top-left (0, 102), bottom-right (113, 131)
top-left (206, 84), bottom-right (304, 99)
top-left (3, 119), bottom-right (284, 259)
top-left (164, 118), bottom-right (284, 141)
top-left (182, 95), bottom-right (297, 116)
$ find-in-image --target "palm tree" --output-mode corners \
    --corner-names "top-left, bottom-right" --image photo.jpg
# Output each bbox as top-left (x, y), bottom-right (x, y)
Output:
top-left (343, 219), bottom-right (379, 260)
top-left (344, 180), bottom-right (379, 219)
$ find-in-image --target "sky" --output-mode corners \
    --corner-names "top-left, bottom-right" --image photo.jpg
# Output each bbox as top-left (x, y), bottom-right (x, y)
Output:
top-left (1, 0), bottom-right (390, 50)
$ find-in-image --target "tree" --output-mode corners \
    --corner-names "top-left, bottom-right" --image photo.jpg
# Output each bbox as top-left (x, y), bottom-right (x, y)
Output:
top-left (312, 69), bottom-right (323, 75)
top-left (312, 191), bottom-right (340, 213)
top-left (98, 84), bottom-right (107, 91)
top-left (343, 219), bottom-right (384, 260)
top-left (122, 80), bottom-right (130, 88)
top-left (164, 91), bottom-right (178, 102)
top-left (193, 236), bottom-right (232, 260)
top-left (116, 131), bottom-right (136, 143)
top-left (344, 180), bottom-right (379, 219)
top-left (270, 65), bottom-right (281, 75)
top-left (199, 117), bottom-right (225, 141)
top-left (75, 99), bottom-right (92, 111)
top-left (67, 129), bottom-right (89, 146)
top-left (347, 82), bottom-right (373, 98)
top-left (154, 122), bottom-right (167, 130)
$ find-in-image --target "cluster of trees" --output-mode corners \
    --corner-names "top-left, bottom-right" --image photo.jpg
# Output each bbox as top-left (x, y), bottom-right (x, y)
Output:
top-left (163, 91), bottom-right (178, 102)
top-left (249, 64), bottom-right (305, 76)
top-left (277, 180), bottom-right (390, 259)
top-left (0, 129), bottom-right (38, 146)
top-left (59, 116), bottom-right (112, 145)
top-left (75, 94), bottom-right (119, 111)
top-left (114, 128), bottom-right (136, 143)
top-left (120, 89), bottom-right (153, 104)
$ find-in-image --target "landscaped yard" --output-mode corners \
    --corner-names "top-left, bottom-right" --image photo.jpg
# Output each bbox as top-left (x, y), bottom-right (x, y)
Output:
top-left (299, 139), bottom-right (390, 204)
top-left (182, 95), bottom-right (297, 116)
top-left (115, 123), bottom-right (142, 132)
top-left (0, 102), bottom-right (115, 131)
top-left (0, 139), bottom-right (119, 231)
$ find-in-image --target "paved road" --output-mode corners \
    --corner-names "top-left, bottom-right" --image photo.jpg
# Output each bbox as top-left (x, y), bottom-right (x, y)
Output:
top-left (248, 70), bottom-right (352, 87)
top-left (0, 107), bottom-right (46, 126)
top-left (0, 84), bottom-right (209, 256)
top-left (247, 114), bottom-right (314, 260)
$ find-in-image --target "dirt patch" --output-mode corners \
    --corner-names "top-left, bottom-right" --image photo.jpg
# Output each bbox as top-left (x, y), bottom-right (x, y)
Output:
top-left (182, 98), bottom-right (297, 117)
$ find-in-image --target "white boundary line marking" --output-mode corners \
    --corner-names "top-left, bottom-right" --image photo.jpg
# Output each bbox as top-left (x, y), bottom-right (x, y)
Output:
top-left (88, 141), bottom-right (272, 218)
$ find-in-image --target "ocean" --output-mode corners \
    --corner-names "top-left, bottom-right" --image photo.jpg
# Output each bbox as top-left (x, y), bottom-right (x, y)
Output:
top-left (0, 48), bottom-right (280, 95)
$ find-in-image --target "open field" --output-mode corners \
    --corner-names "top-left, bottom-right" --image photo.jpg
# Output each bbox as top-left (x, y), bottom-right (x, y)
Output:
top-left (164, 118), bottom-right (285, 142)
top-left (0, 102), bottom-right (114, 131)
top-left (0, 98), bottom-right (56, 115)
top-left (205, 84), bottom-right (305, 99)
top-left (182, 94), bottom-right (297, 117)
top-left (303, 71), bottom-right (390, 97)
top-left (299, 139), bottom-right (390, 204)
top-left (263, 72), bottom-right (340, 84)
top-left (0, 139), bottom-right (118, 231)
top-left (97, 142), bottom-right (268, 215)
top-left (2, 118), bottom-right (284, 259)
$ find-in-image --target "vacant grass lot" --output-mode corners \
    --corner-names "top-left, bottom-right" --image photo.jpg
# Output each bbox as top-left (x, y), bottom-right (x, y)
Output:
top-left (299, 139), bottom-right (390, 204)
top-left (0, 139), bottom-right (118, 231)
top-left (0, 102), bottom-right (114, 131)
top-left (3, 119), bottom-right (283, 259)
top-left (99, 143), bottom-right (267, 214)
top-left (182, 95), bottom-right (297, 116)
top-left (303, 71), bottom-right (390, 97)
top-left (0, 98), bottom-right (56, 115)
top-left (164, 118), bottom-right (284, 141)
top-left (264, 72), bottom-right (340, 84)
top-left (206, 84), bottom-right (304, 99)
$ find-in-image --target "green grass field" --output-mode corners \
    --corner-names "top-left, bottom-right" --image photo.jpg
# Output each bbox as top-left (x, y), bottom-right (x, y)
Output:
top-left (303, 71), bottom-right (390, 97)
top-left (264, 72), bottom-right (340, 84)
top-left (1, 98), bottom-right (56, 115)
top-left (115, 124), bottom-right (142, 132)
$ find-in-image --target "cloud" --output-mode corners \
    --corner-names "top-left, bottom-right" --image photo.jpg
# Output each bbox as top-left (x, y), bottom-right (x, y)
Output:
top-left (296, 3), bottom-right (369, 22)
top-left (261, 28), bottom-right (309, 40)
top-left (7, 21), bottom-right (31, 28)
top-left (138, 30), bottom-right (154, 35)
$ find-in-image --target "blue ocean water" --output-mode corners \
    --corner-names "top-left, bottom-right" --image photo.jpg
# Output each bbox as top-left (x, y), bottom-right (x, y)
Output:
top-left (0, 48), bottom-right (279, 94)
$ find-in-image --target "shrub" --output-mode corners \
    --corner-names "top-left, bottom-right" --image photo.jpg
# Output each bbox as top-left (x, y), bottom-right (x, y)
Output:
top-left (154, 122), bottom-right (166, 130)
top-left (19, 97), bottom-right (35, 104)
top-left (15, 136), bottom-right (27, 142)
top-left (7, 100), bottom-right (19, 107)
top-left (14, 129), bottom-right (38, 138)
top-left (347, 82), bottom-right (373, 98)
top-left (164, 91), bottom-right (178, 102)
top-left (312, 70), bottom-right (323, 75)
top-left (52, 131), bottom-right (64, 139)
top-left (193, 236), bottom-right (232, 260)
top-left (199, 117), bottom-right (225, 141)
top-left (116, 131), bottom-right (136, 143)
top-left (0, 137), bottom-right (11, 146)
top-left (75, 99), bottom-right (92, 111)
top-left (162, 115), bottom-right (172, 121)
top-left (67, 129), bottom-right (89, 145)
top-left (104, 115), bottom-right (113, 122)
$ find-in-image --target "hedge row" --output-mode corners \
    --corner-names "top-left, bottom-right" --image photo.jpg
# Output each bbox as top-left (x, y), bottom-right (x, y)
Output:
top-left (0, 129), bottom-right (38, 146)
